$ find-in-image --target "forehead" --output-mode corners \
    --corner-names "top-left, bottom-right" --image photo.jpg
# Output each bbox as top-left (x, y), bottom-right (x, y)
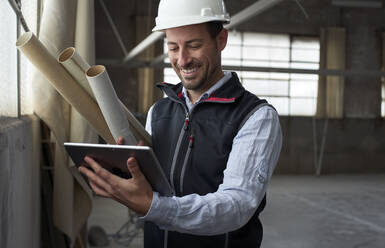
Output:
top-left (165, 23), bottom-right (210, 43)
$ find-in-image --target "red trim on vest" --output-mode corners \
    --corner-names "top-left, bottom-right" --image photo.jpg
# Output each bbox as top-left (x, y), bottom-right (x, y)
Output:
top-left (178, 92), bottom-right (184, 99)
top-left (205, 97), bottom-right (236, 102)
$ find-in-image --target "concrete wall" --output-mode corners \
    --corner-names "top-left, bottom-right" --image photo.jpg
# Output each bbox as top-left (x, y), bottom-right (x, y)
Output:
top-left (94, 0), bottom-right (385, 173)
top-left (277, 117), bottom-right (385, 174)
top-left (0, 116), bottom-right (40, 248)
top-left (227, 0), bottom-right (385, 119)
top-left (225, 0), bottom-right (385, 172)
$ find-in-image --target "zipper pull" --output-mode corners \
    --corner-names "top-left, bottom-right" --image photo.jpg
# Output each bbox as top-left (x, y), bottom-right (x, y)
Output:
top-left (189, 134), bottom-right (194, 148)
top-left (184, 113), bottom-right (190, 130)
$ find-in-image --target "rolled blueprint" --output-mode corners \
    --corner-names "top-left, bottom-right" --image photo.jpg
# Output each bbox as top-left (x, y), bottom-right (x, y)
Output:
top-left (58, 47), bottom-right (94, 98)
top-left (58, 47), bottom-right (152, 146)
top-left (118, 99), bottom-right (152, 146)
top-left (16, 32), bottom-right (115, 144)
top-left (86, 65), bottom-right (137, 145)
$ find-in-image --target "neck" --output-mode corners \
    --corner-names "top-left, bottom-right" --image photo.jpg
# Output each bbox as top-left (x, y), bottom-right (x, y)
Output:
top-left (187, 70), bottom-right (224, 104)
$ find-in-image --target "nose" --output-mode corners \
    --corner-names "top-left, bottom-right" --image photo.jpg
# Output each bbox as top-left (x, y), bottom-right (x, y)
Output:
top-left (177, 47), bottom-right (192, 68)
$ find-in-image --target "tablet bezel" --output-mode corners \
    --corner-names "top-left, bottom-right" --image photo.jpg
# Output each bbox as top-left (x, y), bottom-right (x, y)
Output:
top-left (64, 142), bottom-right (174, 196)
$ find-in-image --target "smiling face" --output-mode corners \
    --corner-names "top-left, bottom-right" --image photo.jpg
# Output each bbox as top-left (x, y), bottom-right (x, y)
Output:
top-left (165, 23), bottom-right (228, 102)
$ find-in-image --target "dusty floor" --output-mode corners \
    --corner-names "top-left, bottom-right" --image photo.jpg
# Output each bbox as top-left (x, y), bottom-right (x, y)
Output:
top-left (88, 174), bottom-right (385, 248)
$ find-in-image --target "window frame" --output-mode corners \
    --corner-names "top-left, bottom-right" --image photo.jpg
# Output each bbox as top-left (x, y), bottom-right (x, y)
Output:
top-left (163, 31), bottom-right (321, 117)
top-left (0, 0), bottom-right (40, 118)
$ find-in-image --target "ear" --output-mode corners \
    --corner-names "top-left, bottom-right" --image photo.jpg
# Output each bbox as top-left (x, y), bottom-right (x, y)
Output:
top-left (216, 28), bottom-right (228, 52)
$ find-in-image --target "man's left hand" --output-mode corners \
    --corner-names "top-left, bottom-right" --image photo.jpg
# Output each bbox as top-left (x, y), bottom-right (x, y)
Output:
top-left (79, 156), bottom-right (153, 216)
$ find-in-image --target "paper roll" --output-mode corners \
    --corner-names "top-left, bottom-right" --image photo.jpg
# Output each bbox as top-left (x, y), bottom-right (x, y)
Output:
top-left (86, 65), bottom-right (137, 145)
top-left (118, 99), bottom-right (152, 146)
top-left (16, 32), bottom-right (115, 144)
top-left (58, 47), bottom-right (152, 146)
top-left (58, 47), bottom-right (94, 97)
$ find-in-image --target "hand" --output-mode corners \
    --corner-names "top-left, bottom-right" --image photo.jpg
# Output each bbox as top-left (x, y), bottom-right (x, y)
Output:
top-left (78, 156), bottom-right (153, 216)
top-left (116, 137), bottom-right (144, 146)
top-left (116, 137), bottom-right (125, 145)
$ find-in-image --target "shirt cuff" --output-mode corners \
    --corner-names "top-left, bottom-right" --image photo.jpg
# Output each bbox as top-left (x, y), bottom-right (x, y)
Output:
top-left (138, 192), bottom-right (177, 228)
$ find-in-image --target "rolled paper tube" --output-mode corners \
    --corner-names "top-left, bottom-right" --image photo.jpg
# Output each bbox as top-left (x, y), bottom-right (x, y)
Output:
top-left (118, 100), bottom-right (152, 146)
top-left (86, 65), bottom-right (137, 145)
top-left (16, 32), bottom-right (115, 144)
top-left (58, 47), bottom-right (152, 146)
top-left (58, 47), bottom-right (94, 98)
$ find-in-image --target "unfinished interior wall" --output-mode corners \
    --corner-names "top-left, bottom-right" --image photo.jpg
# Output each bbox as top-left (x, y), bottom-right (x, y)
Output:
top-left (95, 1), bottom-right (162, 120)
top-left (229, 0), bottom-right (385, 120)
top-left (136, 15), bottom-right (158, 113)
top-left (277, 117), bottom-right (385, 174)
top-left (317, 28), bottom-right (346, 118)
top-left (95, 0), bottom-right (385, 173)
top-left (226, 0), bottom-right (385, 173)
top-left (0, 116), bottom-right (40, 248)
top-left (343, 9), bottom-right (383, 118)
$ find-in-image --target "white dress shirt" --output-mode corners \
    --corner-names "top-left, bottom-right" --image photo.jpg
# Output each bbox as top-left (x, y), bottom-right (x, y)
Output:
top-left (140, 72), bottom-right (282, 235)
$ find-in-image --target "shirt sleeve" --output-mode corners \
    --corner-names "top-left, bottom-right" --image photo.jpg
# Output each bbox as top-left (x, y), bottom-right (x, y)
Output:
top-left (145, 105), bottom-right (154, 135)
top-left (139, 105), bottom-right (282, 235)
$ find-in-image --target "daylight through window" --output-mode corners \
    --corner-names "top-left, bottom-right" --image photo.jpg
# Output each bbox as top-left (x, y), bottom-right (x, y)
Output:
top-left (163, 31), bottom-right (320, 116)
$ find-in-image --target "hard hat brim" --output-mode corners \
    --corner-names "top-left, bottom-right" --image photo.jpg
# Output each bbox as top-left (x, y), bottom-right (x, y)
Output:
top-left (152, 16), bottom-right (230, 32)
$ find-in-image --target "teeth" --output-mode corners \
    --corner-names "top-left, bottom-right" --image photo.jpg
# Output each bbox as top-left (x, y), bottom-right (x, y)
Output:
top-left (181, 68), bottom-right (197, 74)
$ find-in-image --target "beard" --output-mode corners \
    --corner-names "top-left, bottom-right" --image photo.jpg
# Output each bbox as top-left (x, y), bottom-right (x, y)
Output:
top-left (173, 59), bottom-right (219, 92)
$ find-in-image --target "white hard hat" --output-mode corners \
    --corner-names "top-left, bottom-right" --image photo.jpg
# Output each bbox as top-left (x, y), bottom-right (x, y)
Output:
top-left (152, 0), bottom-right (231, 32)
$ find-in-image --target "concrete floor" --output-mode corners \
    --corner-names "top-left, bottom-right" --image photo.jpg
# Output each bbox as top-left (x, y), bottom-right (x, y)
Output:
top-left (88, 174), bottom-right (385, 248)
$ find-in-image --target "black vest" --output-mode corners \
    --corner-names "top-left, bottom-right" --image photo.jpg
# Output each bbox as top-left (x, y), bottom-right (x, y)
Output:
top-left (145, 73), bottom-right (268, 248)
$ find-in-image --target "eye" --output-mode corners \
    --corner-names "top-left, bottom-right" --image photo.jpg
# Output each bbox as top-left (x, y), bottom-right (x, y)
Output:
top-left (189, 43), bottom-right (202, 49)
top-left (168, 46), bottom-right (178, 52)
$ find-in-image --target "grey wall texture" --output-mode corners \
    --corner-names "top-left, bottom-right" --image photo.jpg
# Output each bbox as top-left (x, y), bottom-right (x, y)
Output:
top-left (94, 0), bottom-right (385, 173)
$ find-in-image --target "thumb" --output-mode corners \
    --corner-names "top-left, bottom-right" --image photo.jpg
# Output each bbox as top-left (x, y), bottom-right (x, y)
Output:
top-left (126, 157), bottom-right (143, 179)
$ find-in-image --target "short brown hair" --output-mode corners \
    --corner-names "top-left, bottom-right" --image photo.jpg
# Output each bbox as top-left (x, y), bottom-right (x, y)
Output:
top-left (206, 22), bottom-right (224, 39)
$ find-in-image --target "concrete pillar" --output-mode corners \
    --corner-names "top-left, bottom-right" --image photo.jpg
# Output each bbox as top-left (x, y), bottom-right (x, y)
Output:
top-left (317, 27), bottom-right (345, 118)
top-left (343, 10), bottom-right (382, 118)
top-left (136, 16), bottom-right (158, 114)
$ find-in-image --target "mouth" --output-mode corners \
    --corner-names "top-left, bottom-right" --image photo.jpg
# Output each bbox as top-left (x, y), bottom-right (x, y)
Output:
top-left (179, 66), bottom-right (199, 78)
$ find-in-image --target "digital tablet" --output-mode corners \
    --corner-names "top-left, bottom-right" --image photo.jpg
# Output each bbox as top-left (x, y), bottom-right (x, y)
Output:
top-left (64, 142), bottom-right (174, 196)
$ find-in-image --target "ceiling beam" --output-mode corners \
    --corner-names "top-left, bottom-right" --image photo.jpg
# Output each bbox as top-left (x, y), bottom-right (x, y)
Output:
top-left (96, 59), bottom-right (385, 77)
top-left (331, 0), bottom-right (383, 8)
top-left (225, 0), bottom-right (284, 29)
top-left (122, 0), bottom-right (284, 64)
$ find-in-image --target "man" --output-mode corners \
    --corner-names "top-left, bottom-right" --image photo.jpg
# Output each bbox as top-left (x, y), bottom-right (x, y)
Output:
top-left (79, 0), bottom-right (282, 247)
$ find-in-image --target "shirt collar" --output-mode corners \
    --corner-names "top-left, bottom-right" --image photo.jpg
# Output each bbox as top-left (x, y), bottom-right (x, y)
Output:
top-left (182, 71), bottom-right (232, 110)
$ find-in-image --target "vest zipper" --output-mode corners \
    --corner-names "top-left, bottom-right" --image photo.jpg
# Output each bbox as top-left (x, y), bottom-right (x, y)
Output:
top-left (179, 133), bottom-right (194, 194)
top-left (163, 229), bottom-right (168, 248)
top-left (224, 232), bottom-right (229, 248)
top-left (169, 111), bottom-right (189, 192)
top-left (166, 92), bottom-right (236, 195)
top-left (184, 112), bottom-right (189, 130)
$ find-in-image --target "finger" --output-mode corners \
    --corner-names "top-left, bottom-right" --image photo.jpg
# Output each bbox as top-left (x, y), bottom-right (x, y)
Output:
top-left (137, 140), bottom-right (144, 146)
top-left (126, 157), bottom-right (144, 179)
top-left (85, 156), bottom-right (122, 182)
top-left (79, 164), bottom-right (114, 193)
top-left (84, 156), bottom-right (125, 189)
top-left (89, 181), bottom-right (111, 197)
top-left (116, 137), bottom-right (125, 145)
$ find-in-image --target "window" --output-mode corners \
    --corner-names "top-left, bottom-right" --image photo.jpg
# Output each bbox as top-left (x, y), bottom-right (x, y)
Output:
top-left (223, 31), bottom-right (320, 116)
top-left (163, 31), bottom-right (320, 116)
top-left (0, 0), bottom-right (38, 117)
top-left (381, 80), bottom-right (385, 117)
top-left (163, 41), bottom-right (179, 85)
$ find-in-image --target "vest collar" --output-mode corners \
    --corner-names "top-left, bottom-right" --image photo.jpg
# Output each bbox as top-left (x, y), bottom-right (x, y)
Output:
top-left (157, 72), bottom-right (245, 104)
